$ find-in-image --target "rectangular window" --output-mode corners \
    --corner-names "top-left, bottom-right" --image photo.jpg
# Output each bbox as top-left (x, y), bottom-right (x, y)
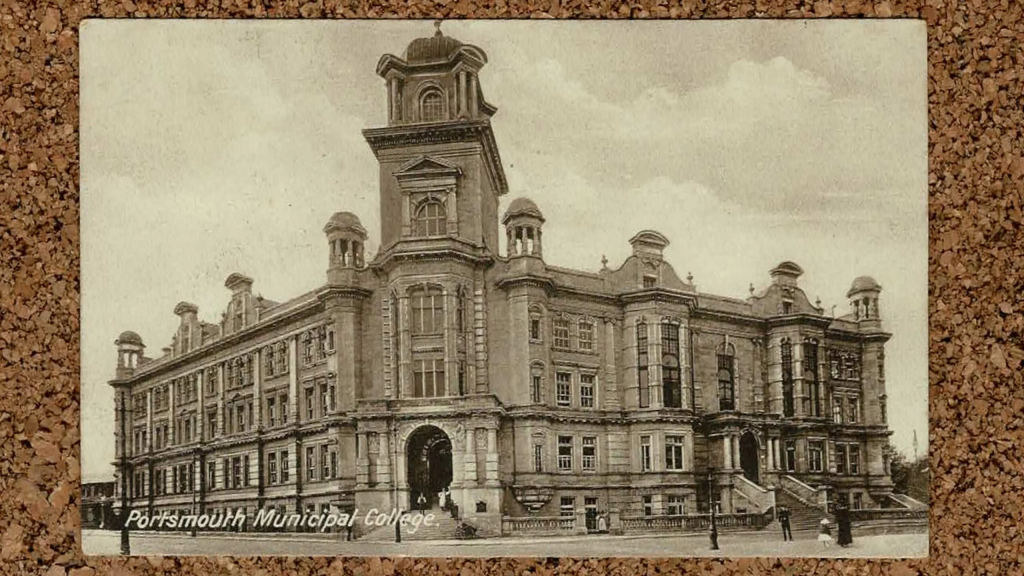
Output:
top-left (207, 461), bottom-right (215, 491)
top-left (305, 388), bottom-right (315, 420)
top-left (306, 446), bottom-right (316, 482)
top-left (579, 374), bottom-right (595, 408)
top-left (582, 436), bottom-right (597, 471)
top-left (530, 318), bottom-right (541, 341)
top-left (236, 403), bottom-right (244, 433)
top-left (852, 493), bottom-right (863, 510)
top-left (665, 435), bottom-right (685, 471)
top-left (557, 436), bottom-right (573, 471)
top-left (457, 363), bottom-right (465, 396)
top-left (637, 323), bottom-right (649, 408)
top-left (808, 440), bottom-right (824, 473)
top-left (321, 445), bottom-right (330, 479)
top-left (560, 496), bottom-right (575, 517)
top-left (578, 321), bottom-right (594, 352)
top-left (331, 451), bottom-right (338, 479)
top-left (320, 383), bottom-right (330, 416)
top-left (534, 444), bottom-right (543, 473)
top-left (833, 396), bottom-right (844, 424)
top-left (531, 375), bottom-right (542, 404)
top-left (640, 435), bottom-right (652, 472)
top-left (281, 451), bottom-right (289, 482)
top-left (413, 359), bottom-right (445, 398)
top-left (804, 342), bottom-right (820, 416)
top-left (785, 440), bottom-right (797, 472)
top-left (243, 454), bottom-right (249, 486)
top-left (268, 452), bottom-right (278, 484)
top-left (232, 456), bottom-right (241, 489)
top-left (717, 353), bottom-right (735, 411)
top-left (643, 495), bottom-right (653, 516)
top-left (280, 394), bottom-right (288, 424)
top-left (835, 444), bottom-right (847, 475)
top-left (782, 341), bottom-right (794, 417)
top-left (848, 444), bottom-right (860, 475)
top-left (553, 319), bottom-right (571, 349)
top-left (667, 495), bottom-right (685, 516)
top-left (643, 275), bottom-right (656, 288)
top-left (267, 397), bottom-right (276, 427)
top-left (847, 396), bottom-right (860, 423)
top-left (556, 372), bottom-right (571, 407)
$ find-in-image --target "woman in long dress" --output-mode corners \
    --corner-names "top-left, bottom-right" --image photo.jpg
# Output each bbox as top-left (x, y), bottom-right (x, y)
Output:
top-left (818, 518), bottom-right (833, 548)
top-left (836, 503), bottom-right (853, 547)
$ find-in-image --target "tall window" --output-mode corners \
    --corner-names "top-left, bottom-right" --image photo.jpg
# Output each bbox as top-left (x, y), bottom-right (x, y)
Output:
top-left (833, 396), bottom-right (844, 424)
top-left (455, 288), bottom-right (466, 333)
top-left (321, 445), bottom-right (330, 479)
top-left (781, 340), bottom-right (794, 417)
top-left (556, 372), bottom-right (571, 407)
top-left (637, 322), bottom-right (650, 408)
top-left (848, 444), bottom-right (860, 474)
top-left (578, 320), bottom-right (595, 352)
top-left (847, 395), bottom-right (860, 423)
top-left (305, 388), bottom-right (315, 420)
top-left (279, 393), bottom-right (288, 424)
top-left (804, 341), bottom-right (820, 416)
top-left (306, 446), bottom-right (316, 482)
top-left (553, 319), bottom-right (571, 349)
top-left (640, 435), bottom-right (652, 472)
top-left (582, 437), bottom-right (597, 471)
top-left (420, 89), bottom-right (444, 122)
top-left (207, 461), bottom-right (215, 491)
top-left (668, 495), bottom-right (685, 516)
top-left (643, 495), bottom-right (654, 516)
top-left (534, 444), bottom-right (543, 472)
top-left (268, 452), bottom-right (278, 484)
top-left (531, 374), bottom-right (542, 404)
top-left (413, 200), bottom-right (446, 237)
top-left (267, 397), bottom-right (276, 427)
top-left (835, 444), bottom-right (847, 474)
top-left (808, 440), bottom-right (824, 472)
top-left (785, 440), bottom-right (797, 472)
top-left (390, 294), bottom-right (401, 377)
top-left (666, 435), bottom-right (685, 471)
top-left (413, 359), bottom-right (445, 398)
top-left (275, 342), bottom-right (288, 374)
top-left (280, 451), bottom-right (289, 482)
top-left (263, 347), bottom-right (274, 377)
top-left (717, 348), bottom-right (735, 411)
top-left (410, 286), bottom-right (444, 334)
top-left (560, 496), bottom-right (575, 517)
top-left (579, 374), bottom-right (595, 408)
top-left (662, 323), bottom-right (681, 408)
top-left (557, 436), bottom-right (573, 471)
top-left (530, 317), bottom-right (542, 341)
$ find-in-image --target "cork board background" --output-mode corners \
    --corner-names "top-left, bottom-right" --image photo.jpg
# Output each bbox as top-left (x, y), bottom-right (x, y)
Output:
top-left (0, 0), bottom-right (1018, 573)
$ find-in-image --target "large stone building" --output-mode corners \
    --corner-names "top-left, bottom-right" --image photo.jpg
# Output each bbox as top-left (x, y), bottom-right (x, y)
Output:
top-left (109, 29), bottom-right (899, 537)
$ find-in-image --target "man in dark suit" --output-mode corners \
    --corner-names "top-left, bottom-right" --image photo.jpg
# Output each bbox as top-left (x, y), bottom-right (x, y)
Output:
top-left (778, 506), bottom-right (793, 541)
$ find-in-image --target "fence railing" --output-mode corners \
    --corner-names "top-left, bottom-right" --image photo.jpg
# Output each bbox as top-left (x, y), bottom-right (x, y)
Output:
top-left (849, 508), bottom-right (928, 523)
top-left (502, 515), bottom-right (575, 536)
top-left (620, 512), bottom-right (771, 533)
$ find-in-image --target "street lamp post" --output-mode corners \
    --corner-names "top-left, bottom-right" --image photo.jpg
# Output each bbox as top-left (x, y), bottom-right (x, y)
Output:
top-left (708, 467), bottom-right (719, 551)
top-left (191, 450), bottom-right (198, 537)
top-left (118, 389), bottom-right (131, 555)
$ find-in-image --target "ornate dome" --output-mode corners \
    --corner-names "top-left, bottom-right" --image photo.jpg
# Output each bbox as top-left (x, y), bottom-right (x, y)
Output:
top-left (503, 197), bottom-right (544, 223)
top-left (405, 30), bottom-right (463, 64)
top-left (848, 276), bottom-right (882, 296)
top-left (116, 330), bottom-right (143, 346)
top-left (324, 211), bottom-right (367, 235)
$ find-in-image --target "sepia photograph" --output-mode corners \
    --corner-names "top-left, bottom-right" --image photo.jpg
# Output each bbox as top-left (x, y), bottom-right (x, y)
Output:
top-left (79, 19), bottom-right (928, 557)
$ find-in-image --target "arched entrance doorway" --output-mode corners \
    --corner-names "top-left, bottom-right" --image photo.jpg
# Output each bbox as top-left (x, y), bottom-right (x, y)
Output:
top-left (406, 425), bottom-right (453, 511)
top-left (739, 431), bottom-right (760, 484)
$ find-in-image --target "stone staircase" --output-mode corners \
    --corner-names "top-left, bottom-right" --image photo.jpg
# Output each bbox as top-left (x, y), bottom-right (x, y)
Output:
top-left (775, 488), bottom-right (832, 532)
top-left (358, 509), bottom-right (465, 542)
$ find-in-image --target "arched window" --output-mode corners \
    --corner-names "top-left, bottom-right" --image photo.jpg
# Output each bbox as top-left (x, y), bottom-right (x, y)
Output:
top-left (410, 285), bottom-right (445, 335)
top-left (717, 342), bottom-right (735, 411)
top-left (662, 322), bottom-right (681, 408)
top-left (414, 200), bottom-right (446, 237)
top-left (420, 89), bottom-right (444, 122)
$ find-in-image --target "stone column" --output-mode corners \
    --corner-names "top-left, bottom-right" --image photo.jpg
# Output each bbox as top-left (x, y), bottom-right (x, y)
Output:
top-left (723, 436), bottom-right (732, 469)
top-left (458, 71), bottom-right (467, 117)
top-left (217, 363), bottom-right (225, 436)
top-left (253, 349), bottom-right (262, 429)
top-left (732, 435), bottom-right (741, 471)
top-left (378, 432), bottom-right (392, 486)
top-left (767, 438), bottom-right (775, 470)
top-left (485, 427), bottom-right (499, 486)
top-left (603, 319), bottom-right (619, 410)
top-left (469, 73), bottom-right (478, 117)
top-left (169, 379), bottom-right (176, 445)
top-left (197, 371), bottom-right (205, 441)
top-left (463, 428), bottom-right (478, 485)
top-left (288, 336), bottom-right (299, 422)
top-left (355, 432), bottom-right (369, 488)
top-left (146, 388), bottom-right (154, 453)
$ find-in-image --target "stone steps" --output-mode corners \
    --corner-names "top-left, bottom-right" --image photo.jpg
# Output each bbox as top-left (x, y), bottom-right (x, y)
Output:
top-left (358, 509), bottom-right (463, 542)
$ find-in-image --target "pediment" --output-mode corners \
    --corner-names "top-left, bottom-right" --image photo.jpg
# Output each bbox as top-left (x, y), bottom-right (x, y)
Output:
top-left (394, 155), bottom-right (462, 179)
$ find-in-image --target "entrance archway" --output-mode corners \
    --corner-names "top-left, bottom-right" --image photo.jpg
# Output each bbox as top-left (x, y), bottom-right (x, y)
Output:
top-left (406, 425), bottom-right (453, 511)
top-left (739, 431), bottom-right (760, 484)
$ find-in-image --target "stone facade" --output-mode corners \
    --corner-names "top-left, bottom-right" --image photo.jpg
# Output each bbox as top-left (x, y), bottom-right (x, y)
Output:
top-left (109, 30), bottom-right (896, 536)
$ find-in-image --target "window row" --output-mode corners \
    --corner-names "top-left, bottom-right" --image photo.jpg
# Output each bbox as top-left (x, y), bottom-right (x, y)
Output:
top-left (637, 321), bottom-right (683, 409)
top-left (778, 438), bottom-right (862, 474)
top-left (551, 371), bottom-right (596, 408)
top-left (301, 325), bottom-right (335, 366)
top-left (403, 286), bottom-right (470, 336)
top-left (553, 435), bottom-right (599, 472)
top-left (304, 444), bottom-right (339, 483)
top-left (173, 375), bottom-right (199, 406)
top-left (831, 394), bottom-right (861, 424)
top-left (639, 434), bottom-right (688, 472)
top-left (549, 315), bottom-right (596, 352)
top-left (303, 380), bottom-right (336, 420)
top-left (828, 349), bottom-right (862, 381)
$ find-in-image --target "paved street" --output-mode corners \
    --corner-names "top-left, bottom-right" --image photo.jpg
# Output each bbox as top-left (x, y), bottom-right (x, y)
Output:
top-left (82, 529), bottom-right (928, 558)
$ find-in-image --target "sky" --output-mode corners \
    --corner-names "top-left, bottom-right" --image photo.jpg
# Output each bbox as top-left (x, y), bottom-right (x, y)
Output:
top-left (80, 20), bottom-right (928, 482)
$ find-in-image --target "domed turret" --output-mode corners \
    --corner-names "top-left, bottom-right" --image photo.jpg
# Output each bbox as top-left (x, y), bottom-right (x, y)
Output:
top-left (114, 330), bottom-right (145, 377)
top-left (324, 211), bottom-right (368, 269)
top-left (847, 276), bottom-right (882, 322)
top-left (503, 197), bottom-right (545, 258)
top-left (405, 29), bottom-right (464, 64)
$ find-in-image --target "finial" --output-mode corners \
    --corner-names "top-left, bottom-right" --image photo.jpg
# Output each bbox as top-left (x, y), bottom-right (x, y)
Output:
top-left (748, 283), bottom-right (755, 295)
top-left (434, 19), bottom-right (443, 36)
top-left (601, 254), bottom-right (608, 269)
top-left (815, 296), bottom-right (822, 308)
top-left (687, 271), bottom-right (694, 284)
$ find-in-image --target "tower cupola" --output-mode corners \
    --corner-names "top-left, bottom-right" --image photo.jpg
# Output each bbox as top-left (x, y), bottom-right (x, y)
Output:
top-left (847, 276), bottom-right (882, 323)
top-left (502, 197), bottom-right (544, 258)
top-left (114, 330), bottom-right (145, 378)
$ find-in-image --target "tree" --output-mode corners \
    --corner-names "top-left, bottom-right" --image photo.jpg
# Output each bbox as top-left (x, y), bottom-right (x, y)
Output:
top-left (890, 451), bottom-right (929, 505)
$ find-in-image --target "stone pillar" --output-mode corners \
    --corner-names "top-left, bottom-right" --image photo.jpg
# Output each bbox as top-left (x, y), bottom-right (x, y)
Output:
top-left (723, 436), bottom-right (732, 469)
top-left (169, 379), bottom-right (176, 445)
top-left (253, 350), bottom-right (262, 429)
top-left (767, 438), bottom-right (775, 470)
top-left (608, 509), bottom-right (623, 535)
top-left (146, 388), bottom-right (153, 453)
top-left (574, 507), bottom-right (588, 535)
top-left (464, 428), bottom-right (478, 485)
top-left (469, 73), bottom-right (478, 117)
top-left (217, 363), bottom-right (225, 436)
top-left (197, 371), bottom-right (205, 441)
top-left (458, 71), bottom-right (467, 117)
top-left (604, 318), bottom-right (619, 410)
top-left (288, 336), bottom-right (299, 422)
top-left (732, 435), bottom-right (741, 471)
top-left (356, 432), bottom-right (369, 487)
top-left (485, 427), bottom-right (499, 486)
top-left (378, 432), bottom-right (392, 486)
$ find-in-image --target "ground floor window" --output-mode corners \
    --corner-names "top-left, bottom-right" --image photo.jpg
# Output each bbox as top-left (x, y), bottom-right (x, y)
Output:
top-left (560, 496), bottom-right (575, 517)
top-left (852, 493), bottom-right (863, 510)
top-left (667, 494), bottom-right (685, 515)
top-left (785, 440), bottom-right (797, 472)
top-left (808, 440), bottom-right (824, 472)
top-left (642, 495), bottom-right (653, 516)
top-left (582, 437), bottom-right (597, 471)
top-left (558, 436), bottom-right (573, 471)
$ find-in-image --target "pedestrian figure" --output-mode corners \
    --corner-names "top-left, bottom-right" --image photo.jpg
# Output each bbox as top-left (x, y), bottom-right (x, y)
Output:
top-left (439, 489), bottom-right (447, 511)
top-left (818, 518), bottom-right (833, 548)
top-left (778, 506), bottom-right (793, 542)
top-left (836, 502), bottom-right (853, 547)
top-left (597, 513), bottom-right (607, 533)
top-left (417, 492), bottom-right (427, 512)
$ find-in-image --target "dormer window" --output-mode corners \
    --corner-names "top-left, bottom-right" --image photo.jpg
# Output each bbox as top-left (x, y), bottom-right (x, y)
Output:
top-left (420, 89), bottom-right (444, 122)
top-left (782, 301), bottom-right (793, 314)
top-left (414, 199), bottom-right (446, 237)
top-left (643, 275), bottom-right (657, 289)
